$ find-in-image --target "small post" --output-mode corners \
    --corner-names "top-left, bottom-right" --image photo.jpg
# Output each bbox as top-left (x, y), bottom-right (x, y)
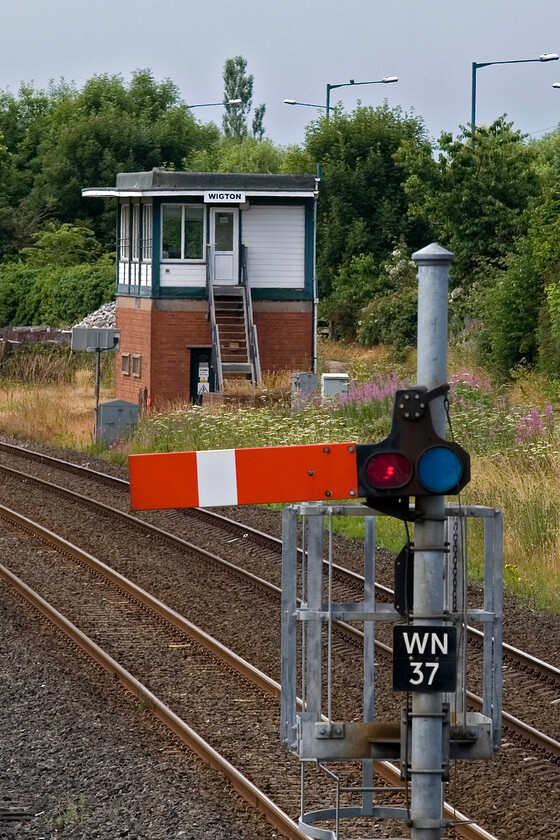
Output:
top-left (410, 243), bottom-right (454, 840)
top-left (94, 348), bottom-right (101, 442)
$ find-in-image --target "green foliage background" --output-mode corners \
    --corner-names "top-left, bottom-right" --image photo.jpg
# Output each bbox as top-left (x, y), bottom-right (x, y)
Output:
top-left (1, 63), bottom-right (560, 380)
top-left (0, 260), bottom-right (114, 327)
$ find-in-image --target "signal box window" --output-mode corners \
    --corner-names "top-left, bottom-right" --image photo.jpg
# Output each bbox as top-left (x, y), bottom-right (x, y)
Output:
top-left (161, 204), bottom-right (204, 261)
top-left (121, 353), bottom-right (131, 376)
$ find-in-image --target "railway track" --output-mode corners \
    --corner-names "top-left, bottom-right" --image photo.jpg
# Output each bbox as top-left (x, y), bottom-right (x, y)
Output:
top-left (0, 503), bottom-right (499, 840)
top-left (0, 441), bottom-right (558, 750)
top-left (0, 439), bottom-right (559, 838)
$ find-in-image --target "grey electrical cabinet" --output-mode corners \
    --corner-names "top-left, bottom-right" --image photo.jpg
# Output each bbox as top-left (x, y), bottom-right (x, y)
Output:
top-left (71, 328), bottom-right (120, 352)
top-left (98, 400), bottom-right (138, 442)
top-left (321, 373), bottom-right (349, 398)
top-left (291, 372), bottom-right (318, 397)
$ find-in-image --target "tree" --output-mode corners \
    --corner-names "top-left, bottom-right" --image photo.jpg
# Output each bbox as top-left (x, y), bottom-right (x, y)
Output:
top-left (301, 102), bottom-right (431, 333)
top-left (222, 56), bottom-right (266, 140)
top-left (185, 136), bottom-right (285, 173)
top-left (0, 82), bottom-right (71, 259)
top-left (476, 128), bottom-right (560, 377)
top-left (0, 70), bottom-right (218, 250)
top-left (252, 104), bottom-right (266, 141)
top-left (399, 117), bottom-right (540, 289)
top-left (20, 222), bottom-right (103, 266)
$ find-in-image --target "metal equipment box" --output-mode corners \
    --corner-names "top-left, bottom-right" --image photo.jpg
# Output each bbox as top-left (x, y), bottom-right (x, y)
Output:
top-left (321, 372), bottom-right (349, 398)
top-left (98, 400), bottom-right (138, 442)
top-left (291, 372), bottom-right (318, 397)
top-left (71, 327), bottom-right (120, 352)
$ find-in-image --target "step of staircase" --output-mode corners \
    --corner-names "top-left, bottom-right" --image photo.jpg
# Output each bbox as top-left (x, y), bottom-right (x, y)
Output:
top-left (216, 318), bottom-right (246, 327)
top-left (221, 362), bottom-right (253, 374)
top-left (215, 305), bottom-right (244, 314)
top-left (220, 340), bottom-right (247, 349)
top-left (213, 285), bottom-right (243, 296)
top-left (219, 325), bottom-right (246, 343)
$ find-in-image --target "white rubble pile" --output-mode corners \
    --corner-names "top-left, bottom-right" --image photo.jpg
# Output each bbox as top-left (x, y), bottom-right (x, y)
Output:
top-left (74, 301), bottom-right (116, 329)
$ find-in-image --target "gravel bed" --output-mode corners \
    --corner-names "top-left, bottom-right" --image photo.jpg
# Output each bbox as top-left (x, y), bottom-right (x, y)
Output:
top-left (1, 435), bottom-right (560, 839)
top-left (0, 582), bottom-right (280, 840)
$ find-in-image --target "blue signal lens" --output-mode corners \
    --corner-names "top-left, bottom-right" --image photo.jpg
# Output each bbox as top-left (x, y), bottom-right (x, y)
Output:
top-left (417, 446), bottom-right (463, 494)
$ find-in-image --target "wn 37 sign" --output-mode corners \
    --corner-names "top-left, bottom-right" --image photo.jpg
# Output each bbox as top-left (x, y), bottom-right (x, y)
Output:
top-left (393, 625), bottom-right (457, 692)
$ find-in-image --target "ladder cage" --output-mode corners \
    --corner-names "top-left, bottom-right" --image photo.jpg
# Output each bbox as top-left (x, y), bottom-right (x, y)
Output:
top-left (280, 502), bottom-right (502, 840)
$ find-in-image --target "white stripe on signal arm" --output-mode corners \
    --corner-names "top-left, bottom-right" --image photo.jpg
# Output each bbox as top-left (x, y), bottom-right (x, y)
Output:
top-left (196, 449), bottom-right (238, 507)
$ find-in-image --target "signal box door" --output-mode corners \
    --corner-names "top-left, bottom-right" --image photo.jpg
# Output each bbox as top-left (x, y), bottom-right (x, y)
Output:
top-left (210, 208), bottom-right (238, 284)
top-left (189, 348), bottom-right (215, 404)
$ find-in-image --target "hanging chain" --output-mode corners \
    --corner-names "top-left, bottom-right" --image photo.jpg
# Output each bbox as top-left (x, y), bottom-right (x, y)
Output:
top-left (452, 518), bottom-right (459, 613)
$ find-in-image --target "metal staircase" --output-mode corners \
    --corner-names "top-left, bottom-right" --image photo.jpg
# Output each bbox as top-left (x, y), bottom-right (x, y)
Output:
top-left (206, 245), bottom-right (262, 391)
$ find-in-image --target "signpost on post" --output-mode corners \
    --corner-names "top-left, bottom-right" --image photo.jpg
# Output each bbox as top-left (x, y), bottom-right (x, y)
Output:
top-left (71, 327), bottom-right (120, 441)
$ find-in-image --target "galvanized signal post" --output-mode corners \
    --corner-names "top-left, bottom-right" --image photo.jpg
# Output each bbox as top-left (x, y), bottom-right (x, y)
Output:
top-left (410, 243), bottom-right (455, 840)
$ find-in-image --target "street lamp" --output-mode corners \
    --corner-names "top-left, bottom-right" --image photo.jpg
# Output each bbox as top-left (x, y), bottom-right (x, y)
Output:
top-left (283, 99), bottom-right (327, 110)
top-left (325, 76), bottom-right (398, 115)
top-left (471, 53), bottom-right (558, 147)
top-left (188, 98), bottom-right (243, 108)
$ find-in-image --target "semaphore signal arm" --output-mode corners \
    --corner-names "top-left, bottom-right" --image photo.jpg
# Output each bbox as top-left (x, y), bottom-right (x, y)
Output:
top-left (128, 386), bottom-right (470, 517)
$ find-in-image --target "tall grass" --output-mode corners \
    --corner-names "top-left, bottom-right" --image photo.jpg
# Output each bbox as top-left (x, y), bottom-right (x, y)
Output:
top-left (0, 369), bottom-right (112, 447)
top-left (0, 342), bottom-right (558, 610)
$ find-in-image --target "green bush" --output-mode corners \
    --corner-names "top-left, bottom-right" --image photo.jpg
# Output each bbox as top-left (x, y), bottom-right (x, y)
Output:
top-left (0, 259), bottom-right (114, 327)
top-left (357, 286), bottom-right (418, 349)
top-left (323, 241), bottom-right (417, 341)
top-left (479, 248), bottom-right (543, 377)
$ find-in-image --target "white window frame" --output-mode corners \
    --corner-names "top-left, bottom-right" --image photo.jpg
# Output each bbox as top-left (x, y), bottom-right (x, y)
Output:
top-left (160, 203), bottom-right (206, 263)
top-left (131, 203), bottom-right (140, 261)
top-left (141, 203), bottom-right (153, 262)
top-left (119, 203), bottom-right (130, 261)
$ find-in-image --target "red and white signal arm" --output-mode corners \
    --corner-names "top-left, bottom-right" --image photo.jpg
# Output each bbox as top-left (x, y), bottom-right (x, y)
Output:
top-left (129, 442), bottom-right (359, 510)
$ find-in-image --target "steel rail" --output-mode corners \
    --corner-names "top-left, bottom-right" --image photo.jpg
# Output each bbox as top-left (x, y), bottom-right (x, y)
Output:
top-left (1, 442), bottom-right (558, 687)
top-left (0, 503), bottom-right (280, 698)
top-left (0, 461), bottom-right (558, 760)
top-left (0, 562), bottom-right (306, 840)
top-left (0, 504), bottom-right (499, 840)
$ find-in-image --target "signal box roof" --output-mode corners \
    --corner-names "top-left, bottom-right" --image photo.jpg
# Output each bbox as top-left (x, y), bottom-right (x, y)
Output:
top-left (83, 169), bottom-right (318, 199)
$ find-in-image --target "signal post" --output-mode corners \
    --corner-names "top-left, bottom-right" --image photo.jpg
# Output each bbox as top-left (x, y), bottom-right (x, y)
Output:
top-left (411, 243), bottom-right (454, 840)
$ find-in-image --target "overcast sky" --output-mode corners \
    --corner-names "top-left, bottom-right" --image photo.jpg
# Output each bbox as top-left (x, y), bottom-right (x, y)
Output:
top-left (2, 0), bottom-right (560, 148)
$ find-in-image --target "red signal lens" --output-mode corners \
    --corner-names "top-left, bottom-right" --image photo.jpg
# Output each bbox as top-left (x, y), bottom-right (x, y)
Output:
top-left (364, 452), bottom-right (412, 489)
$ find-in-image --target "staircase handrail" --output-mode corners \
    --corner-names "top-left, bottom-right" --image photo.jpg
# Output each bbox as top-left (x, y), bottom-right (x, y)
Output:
top-left (249, 324), bottom-right (262, 384)
top-left (212, 323), bottom-right (224, 392)
top-left (206, 244), bottom-right (223, 392)
top-left (206, 244), bottom-right (217, 325)
top-left (240, 245), bottom-right (262, 385)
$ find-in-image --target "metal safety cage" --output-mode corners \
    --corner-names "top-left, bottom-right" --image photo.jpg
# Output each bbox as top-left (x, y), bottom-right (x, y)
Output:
top-left (280, 501), bottom-right (502, 840)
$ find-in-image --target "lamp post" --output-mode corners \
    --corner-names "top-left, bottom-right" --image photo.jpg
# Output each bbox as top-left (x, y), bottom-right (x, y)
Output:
top-left (187, 98), bottom-right (243, 108)
top-left (471, 53), bottom-right (558, 147)
top-left (325, 76), bottom-right (398, 115)
top-left (283, 99), bottom-right (327, 110)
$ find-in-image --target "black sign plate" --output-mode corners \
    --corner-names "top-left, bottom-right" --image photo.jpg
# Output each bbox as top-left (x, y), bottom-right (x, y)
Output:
top-left (393, 625), bottom-right (457, 692)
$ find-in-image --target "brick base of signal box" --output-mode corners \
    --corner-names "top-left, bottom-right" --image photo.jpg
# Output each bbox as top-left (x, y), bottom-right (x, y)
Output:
top-left (115, 296), bottom-right (313, 405)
